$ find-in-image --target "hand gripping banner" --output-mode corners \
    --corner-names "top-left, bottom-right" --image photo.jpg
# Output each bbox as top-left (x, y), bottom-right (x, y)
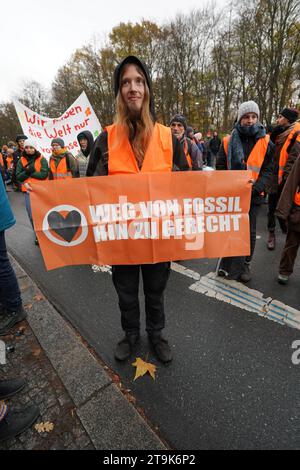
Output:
top-left (30, 171), bottom-right (252, 271)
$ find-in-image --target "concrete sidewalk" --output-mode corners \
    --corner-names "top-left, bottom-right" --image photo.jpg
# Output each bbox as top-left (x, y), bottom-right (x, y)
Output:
top-left (0, 255), bottom-right (166, 450)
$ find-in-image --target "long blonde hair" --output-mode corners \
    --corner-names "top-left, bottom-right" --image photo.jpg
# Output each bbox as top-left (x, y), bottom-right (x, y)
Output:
top-left (114, 64), bottom-right (154, 168)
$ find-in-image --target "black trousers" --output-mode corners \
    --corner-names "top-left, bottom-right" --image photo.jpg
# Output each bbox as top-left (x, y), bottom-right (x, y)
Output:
top-left (112, 263), bottom-right (171, 335)
top-left (219, 203), bottom-right (259, 278)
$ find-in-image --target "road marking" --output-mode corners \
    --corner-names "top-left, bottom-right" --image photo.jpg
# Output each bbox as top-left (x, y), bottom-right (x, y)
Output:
top-left (92, 262), bottom-right (300, 331)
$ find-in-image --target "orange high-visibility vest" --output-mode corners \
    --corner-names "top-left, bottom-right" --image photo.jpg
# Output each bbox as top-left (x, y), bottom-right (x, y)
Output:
top-left (6, 155), bottom-right (13, 170)
top-left (278, 122), bottom-right (300, 185)
top-left (20, 156), bottom-right (42, 192)
top-left (107, 123), bottom-right (173, 175)
top-left (294, 190), bottom-right (300, 206)
top-left (0, 153), bottom-right (4, 168)
top-left (223, 134), bottom-right (270, 182)
top-left (49, 156), bottom-right (73, 180)
top-left (183, 139), bottom-right (192, 169)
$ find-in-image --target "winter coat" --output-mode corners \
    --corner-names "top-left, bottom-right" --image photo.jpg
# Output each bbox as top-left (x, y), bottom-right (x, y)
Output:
top-left (0, 176), bottom-right (15, 232)
top-left (267, 123), bottom-right (300, 195)
top-left (209, 136), bottom-right (221, 155)
top-left (16, 151), bottom-right (49, 184)
top-left (76, 130), bottom-right (95, 177)
top-left (216, 128), bottom-right (274, 205)
top-left (276, 155), bottom-right (300, 232)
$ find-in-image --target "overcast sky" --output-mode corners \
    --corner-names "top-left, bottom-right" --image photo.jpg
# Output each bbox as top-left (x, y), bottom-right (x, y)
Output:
top-left (1, 0), bottom-right (226, 103)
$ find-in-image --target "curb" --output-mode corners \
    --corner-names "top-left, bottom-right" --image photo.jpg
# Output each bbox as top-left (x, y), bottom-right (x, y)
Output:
top-left (9, 254), bottom-right (166, 451)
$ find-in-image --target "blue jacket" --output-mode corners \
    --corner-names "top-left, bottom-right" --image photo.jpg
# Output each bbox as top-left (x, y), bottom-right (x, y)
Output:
top-left (0, 177), bottom-right (15, 231)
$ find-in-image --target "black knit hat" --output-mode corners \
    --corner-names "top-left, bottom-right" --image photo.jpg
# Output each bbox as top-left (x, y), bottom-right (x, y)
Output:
top-left (170, 114), bottom-right (187, 130)
top-left (280, 108), bottom-right (299, 124)
top-left (16, 134), bottom-right (28, 142)
top-left (114, 55), bottom-right (155, 120)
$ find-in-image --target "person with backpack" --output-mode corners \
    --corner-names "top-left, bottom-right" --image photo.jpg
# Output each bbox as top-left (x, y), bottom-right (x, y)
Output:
top-left (170, 115), bottom-right (203, 171)
top-left (48, 138), bottom-right (79, 180)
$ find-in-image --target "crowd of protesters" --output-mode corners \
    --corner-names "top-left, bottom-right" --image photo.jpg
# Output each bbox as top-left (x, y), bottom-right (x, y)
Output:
top-left (1, 54), bottom-right (300, 442)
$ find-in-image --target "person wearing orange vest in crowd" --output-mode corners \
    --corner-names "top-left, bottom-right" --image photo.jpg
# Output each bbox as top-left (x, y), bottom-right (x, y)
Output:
top-left (170, 115), bottom-right (203, 171)
top-left (12, 135), bottom-right (28, 192)
top-left (87, 56), bottom-right (189, 364)
top-left (275, 155), bottom-right (300, 285)
top-left (216, 100), bottom-right (274, 283)
top-left (16, 139), bottom-right (49, 245)
top-left (49, 138), bottom-right (79, 180)
top-left (266, 108), bottom-right (300, 251)
top-left (5, 142), bottom-right (15, 183)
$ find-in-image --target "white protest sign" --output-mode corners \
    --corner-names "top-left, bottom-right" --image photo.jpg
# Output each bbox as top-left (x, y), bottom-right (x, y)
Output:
top-left (14, 92), bottom-right (102, 158)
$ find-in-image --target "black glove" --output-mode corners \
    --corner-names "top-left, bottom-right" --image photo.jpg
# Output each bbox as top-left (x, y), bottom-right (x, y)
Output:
top-left (25, 166), bottom-right (35, 176)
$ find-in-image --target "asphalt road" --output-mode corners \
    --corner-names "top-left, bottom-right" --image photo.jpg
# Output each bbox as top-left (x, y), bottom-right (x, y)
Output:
top-left (6, 190), bottom-right (300, 450)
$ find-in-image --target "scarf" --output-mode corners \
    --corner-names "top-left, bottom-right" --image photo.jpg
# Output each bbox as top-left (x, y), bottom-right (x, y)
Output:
top-left (52, 147), bottom-right (68, 157)
top-left (227, 123), bottom-right (266, 170)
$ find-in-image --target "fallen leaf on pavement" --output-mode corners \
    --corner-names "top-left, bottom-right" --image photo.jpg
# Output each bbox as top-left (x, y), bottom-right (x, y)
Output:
top-left (132, 358), bottom-right (157, 381)
top-left (35, 422), bottom-right (54, 433)
top-left (34, 294), bottom-right (44, 302)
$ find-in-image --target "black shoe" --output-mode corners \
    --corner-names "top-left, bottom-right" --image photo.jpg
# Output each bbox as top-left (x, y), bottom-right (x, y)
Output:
top-left (0, 378), bottom-right (26, 400)
top-left (114, 333), bottom-right (140, 361)
top-left (0, 307), bottom-right (27, 336)
top-left (149, 334), bottom-right (173, 363)
top-left (239, 264), bottom-right (251, 283)
top-left (0, 405), bottom-right (40, 442)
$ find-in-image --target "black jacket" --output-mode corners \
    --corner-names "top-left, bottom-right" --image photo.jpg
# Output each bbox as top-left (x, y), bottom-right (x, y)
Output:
top-left (216, 133), bottom-right (274, 205)
top-left (87, 56), bottom-right (189, 176)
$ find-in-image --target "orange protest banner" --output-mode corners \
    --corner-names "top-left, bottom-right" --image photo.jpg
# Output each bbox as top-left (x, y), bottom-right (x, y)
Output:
top-left (30, 171), bottom-right (252, 271)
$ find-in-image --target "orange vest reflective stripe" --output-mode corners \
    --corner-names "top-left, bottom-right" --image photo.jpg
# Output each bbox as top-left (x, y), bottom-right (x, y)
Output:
top-left (294, 190), bottom-right (300, 206)
top-left (183, 139), bottom-right (192, 169)
top-left (278, 122), bottom-right (300, 185)
top-left (223, 134), bottom-right (270, 182)
top-left (49, 156), bottom-right (73, 180)
top-left (107, 123), bottom-right (173, 175)
top-left (6, 155), bottom-right (13, 169)
top-left (20, 156), bottom-right (42, 192)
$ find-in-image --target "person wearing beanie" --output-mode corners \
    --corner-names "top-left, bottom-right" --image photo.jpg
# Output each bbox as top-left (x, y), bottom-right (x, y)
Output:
top-left (76, 131), bottom-right (94, 177)
top-left (266, 107), bottom-right (300, 250)
top-left (87, 56), bottom-right (189, 364)
top-left (216, 100), bottom-right (274, 283)
top-left (12, 134), bottom-right (28, 191)
top-left (49, 138), bottom-right (79, 180)
top-left (16, 139), bottom-right (49, 245)
top-left (170, 115), bottom-right (203, 171)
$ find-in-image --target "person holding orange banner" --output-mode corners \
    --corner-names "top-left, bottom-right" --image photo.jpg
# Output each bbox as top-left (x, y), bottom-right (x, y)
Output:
top-left (87, 56), bottom-right (189, 363)
top-left (216, 101), bottom-right (274, 282)
top-left (16, 139), bottom-right (49, 245)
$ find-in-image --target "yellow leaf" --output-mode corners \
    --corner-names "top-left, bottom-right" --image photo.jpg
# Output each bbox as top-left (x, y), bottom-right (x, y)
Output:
top-left (44, 422), bottom-right (54, 432)
top-left (132, 358), bottom-right (157, 381)
top-left (35, 423), bottom-right (45, 433)
top-left (34, 422), bottom-right (54, 433)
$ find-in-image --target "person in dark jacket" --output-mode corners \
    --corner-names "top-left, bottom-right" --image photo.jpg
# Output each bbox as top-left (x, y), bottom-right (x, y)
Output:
top-left (76, 131), bottom-right (94, 177)
top-left (208, 131), bottom-right (221, 168)
top-left (275, 155), bottom-right (300, 284)
top-left (12, 135), bottom-right (27, 191)
top-left (87, 56), bottom-right (189, 364)
top-left (169, 115), bottom-right (203, 171)
top-left (216, 100), bottom-right (274, 282)
top-left (266, 108), bottom-right (300, 250)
